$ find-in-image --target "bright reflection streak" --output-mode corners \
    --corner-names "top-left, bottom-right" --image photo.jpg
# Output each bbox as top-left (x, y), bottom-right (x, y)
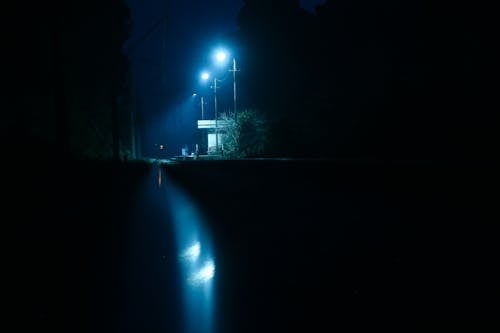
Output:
top-left (161, 167), bottom-right (216, 333)
top-left (157, 167), bottom-right (162, 187)
top-left (188, 260), bottom-right (215, 286)
top-left (180, 241), bottom-right (201, 262)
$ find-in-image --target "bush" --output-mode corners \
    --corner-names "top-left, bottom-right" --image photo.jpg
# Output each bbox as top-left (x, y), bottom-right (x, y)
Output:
top-left (220, 109), bottom-right (269, 158)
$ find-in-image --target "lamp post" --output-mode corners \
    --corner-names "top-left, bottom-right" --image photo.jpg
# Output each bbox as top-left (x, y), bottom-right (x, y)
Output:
top-left (200, 70), bottom-right (220, 153)
top-left (200, 96), bottom-right (205, 120)
top-left (215, 50), bottom-right (238, 120)
top-left (229, 57), bottom-right (238, 120)
top-left (192, 93), bottom-right (205, 120)
top-left (213, 77), bottom-right (219, 153)
top-left (200, 71), bottom-right (213, 124)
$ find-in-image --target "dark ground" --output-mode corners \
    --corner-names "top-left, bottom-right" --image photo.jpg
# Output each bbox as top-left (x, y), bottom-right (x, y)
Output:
top-left (6, 158), bottom-right (498, 332)
top-left (166, 159), bottom-right (498, 331)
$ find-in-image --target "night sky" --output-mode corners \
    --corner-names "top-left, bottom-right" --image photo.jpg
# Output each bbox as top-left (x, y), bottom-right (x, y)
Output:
top-left (123, 0), bottom-right (245, 156)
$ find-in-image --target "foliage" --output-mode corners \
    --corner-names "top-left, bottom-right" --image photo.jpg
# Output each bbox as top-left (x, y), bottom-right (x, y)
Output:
top-left (234, 0), bottom-right (492, 159)
top-left (63, 0), bottom-right (131, 160)
top-left (220, 109), bottom-right (269, 158)
top-left (4, 0), bottom-right (131, 161)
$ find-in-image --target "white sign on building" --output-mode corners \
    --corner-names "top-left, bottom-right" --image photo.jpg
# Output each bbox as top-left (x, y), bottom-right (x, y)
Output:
top-left (197, 119), bottom-right (229, 153)
top-left (197, 120), bottom-right (229, 129)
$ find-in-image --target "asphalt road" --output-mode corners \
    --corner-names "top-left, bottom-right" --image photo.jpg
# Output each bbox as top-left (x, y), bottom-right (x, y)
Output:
top-left (164, 158), bottom-right (497, 331)
top-left (7, 158), bottom-right (497, 332)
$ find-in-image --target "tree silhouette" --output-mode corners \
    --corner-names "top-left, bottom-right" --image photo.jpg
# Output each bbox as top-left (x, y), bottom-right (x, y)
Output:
top-left (2, 1), bottom-right (131, 161)
top-left (233, 0), bottom-right (492, 159)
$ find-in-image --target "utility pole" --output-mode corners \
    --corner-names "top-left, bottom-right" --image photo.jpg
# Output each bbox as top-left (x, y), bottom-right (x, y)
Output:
top-left (201, 96), bottom-right (204, 120)
top-left (214, 77), bottom-right (218, 153)
top-left (229, 57), bottom-right (239, 120)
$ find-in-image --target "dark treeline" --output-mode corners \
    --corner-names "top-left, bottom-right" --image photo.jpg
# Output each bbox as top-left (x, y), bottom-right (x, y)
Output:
top-left (232, 0), bottom-right (493, 159)
top-left (2, 1), bottom-right (131, 161)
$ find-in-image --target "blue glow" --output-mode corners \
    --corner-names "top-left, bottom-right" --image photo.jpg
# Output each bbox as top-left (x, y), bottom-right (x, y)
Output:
top-left (180, 241), bottom-right (201, 262)
top-left (161, 170), bottom-right (216, 333)
top-left (201, 71), bottom-right (210, 80)
top-left (215, 51), bottom-right (227, 62)
top-left (213, 48), bottom-right (230, 66)
top-left (188, 260), bottom-right (215, 286)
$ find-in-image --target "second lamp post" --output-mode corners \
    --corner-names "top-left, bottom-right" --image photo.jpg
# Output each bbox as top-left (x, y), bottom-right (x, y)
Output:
top-left (215, 50), bottom-right (238, 119)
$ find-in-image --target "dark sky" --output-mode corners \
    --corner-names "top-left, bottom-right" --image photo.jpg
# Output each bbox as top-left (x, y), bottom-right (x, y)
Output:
top-left (123, 0), bottom-right (245, 155)
top-left (122, 0), bottom-right (326, 155)
top-left (124, 0), bottom-right (325, 96)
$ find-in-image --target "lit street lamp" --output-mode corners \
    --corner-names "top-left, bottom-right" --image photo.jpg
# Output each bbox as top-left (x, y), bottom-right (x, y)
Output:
top-left (201, 71), bottom-right (210, 81)
top-left (192, 93), bottom-right (206, 120)
top-left (214, 49), bottom-right (239, 120)
top-left (213, 76), bottom-right (219, 153)
top-left (200, 70), bottom-right (221, 153)
top-left (200, 71), bottom-right (212, 122)
top-left (230, 57), bottom-right (238, 120)
top-left (200, 96), bottom-right (205, 120)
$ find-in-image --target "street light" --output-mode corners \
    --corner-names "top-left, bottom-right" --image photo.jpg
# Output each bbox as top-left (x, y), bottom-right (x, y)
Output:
top-left (213, 76), bottom-right (219, 153)
top-left (215, 51), bottom-right (227, 63)
top-left (200, 71), bottom-right (210, 81)
top-left (200, 70), bottom-right (220, 153)
top-left (200, 71), bottom-right (212, 121)
top-left (192, 93), bottom-right (205, 120)
top-left (214, 49), bottom-right (238, 120)
top-left (200, 96), bottom-right (205, 120)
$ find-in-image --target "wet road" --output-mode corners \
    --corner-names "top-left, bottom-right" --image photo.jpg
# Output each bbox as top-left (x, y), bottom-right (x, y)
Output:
top-left (9, 159), bottom-right (497, 332)
top-left (164, 159), bottom-right (498, 331)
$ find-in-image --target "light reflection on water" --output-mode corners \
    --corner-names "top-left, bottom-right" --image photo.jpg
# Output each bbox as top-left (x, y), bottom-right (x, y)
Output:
top-left (160, 166), bottom-right (216, 333)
